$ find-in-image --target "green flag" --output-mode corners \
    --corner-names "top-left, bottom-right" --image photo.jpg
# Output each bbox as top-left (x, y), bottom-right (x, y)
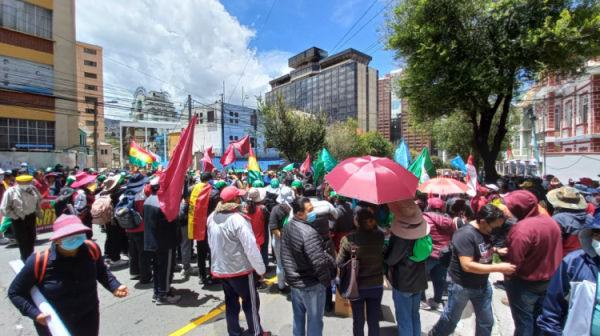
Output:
top-left (283, 163), bottom-right (294, 171)
top-left (408, 147), bottom-right (437, 184)
top-left (320, 148), bottom-right (338, 172)
top-left (313, 160), bottom-right (325, 185)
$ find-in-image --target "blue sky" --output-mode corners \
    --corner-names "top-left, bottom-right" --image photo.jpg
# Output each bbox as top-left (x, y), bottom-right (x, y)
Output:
top-left (222, 0), bottom-right (398, 76)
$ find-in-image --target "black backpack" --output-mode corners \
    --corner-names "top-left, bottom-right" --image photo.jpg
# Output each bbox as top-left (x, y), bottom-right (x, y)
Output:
top-left (114, 195), bottom-right (142, 230)
top-left (54, 187), bottom-right (76, 216)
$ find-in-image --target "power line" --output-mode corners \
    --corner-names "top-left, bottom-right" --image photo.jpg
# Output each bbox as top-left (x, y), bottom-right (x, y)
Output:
top-left (332, 1), bottom-right (393, 55)
top-left (227, 0), bottom-right (278, 103)
top-left (330, 0), bottom-right (380, 54)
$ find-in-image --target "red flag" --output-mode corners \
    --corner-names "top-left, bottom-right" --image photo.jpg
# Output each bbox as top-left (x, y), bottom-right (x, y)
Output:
top-left (231, 135), bottom-right (251, 156)
top-left (220, 145), bottom-right (236, 167)
top-left (300, 153), bottom-right (311, 174)
top-left (158, 115), bottom-right (197, 222)
top-left (201, 146), bottom-right (214, 172)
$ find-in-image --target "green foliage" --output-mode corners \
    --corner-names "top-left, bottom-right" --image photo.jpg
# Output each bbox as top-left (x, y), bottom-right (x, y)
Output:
top-left (409, 149), bottom-right (420, 161)
top-left (256, 96), bottom-right (327, 162)
top-left (385, 0), bottom-right (600, 181)
top-left (363, 131), bottom-right (395, 158)
top-left (325, 118), bottom-right (369, 161)
top-left (430, 156), bottom-right (453, 170)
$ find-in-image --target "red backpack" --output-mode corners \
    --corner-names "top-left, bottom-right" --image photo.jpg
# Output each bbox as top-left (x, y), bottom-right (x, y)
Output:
top-left (34, 240), bottom-right (100, 283)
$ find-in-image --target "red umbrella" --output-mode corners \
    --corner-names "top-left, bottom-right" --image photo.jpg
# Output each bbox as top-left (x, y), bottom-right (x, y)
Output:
top-left (417, 177), bottom-right (470, 195)
top-left (325, 156), bottom-right (418, 204)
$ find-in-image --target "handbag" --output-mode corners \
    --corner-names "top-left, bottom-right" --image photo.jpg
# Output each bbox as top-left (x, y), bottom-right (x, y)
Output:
top-left (337, 241), bottom-right (360, 301)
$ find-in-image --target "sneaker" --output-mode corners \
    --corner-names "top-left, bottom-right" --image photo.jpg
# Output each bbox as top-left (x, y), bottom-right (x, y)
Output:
top-left (257, 282), bottom-right (268, 290)
top-left (151, 294), bottom-right (157, 303)
top-left (278, 286), bottom-right (290, 295)
top-left (180, 267), bottom-right (197, 277)
top-left (7, 239), bottom-right (18, 247)
top-left (420, 301), bottom-right (432, 310)
top-left (156, 294), bottom-right (181, 305)
top-left (427, 298), bottom-right (444, 313)
top-left (493, 280), bottom-right (506, 291)
top-left (130, 274), bottom-right (141, 280)
top-left (109, 260), bottom-right (128, 268)
top-left (174, 264), bottom-right (183, 272)
top-left (198, 276), bottom-right (206, 285)
top-left (0, 238), bottom-right (10, 245)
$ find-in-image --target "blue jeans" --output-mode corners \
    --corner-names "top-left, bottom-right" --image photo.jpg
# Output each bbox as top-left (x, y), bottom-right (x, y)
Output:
top-left (291, 283), bottom-right (326, 336)
top-left (350, 287), bottom-right (383, 336)
top-left (272, 234), bottom-right (285, 289)
top-left (420, 257), bottom-right (448, 303)
top-left (392, 289), bottom-right (421, 336)
top-left (505, 279), bottom-right (545, 336)
top-left (430, 280), bottom-right (494, 336)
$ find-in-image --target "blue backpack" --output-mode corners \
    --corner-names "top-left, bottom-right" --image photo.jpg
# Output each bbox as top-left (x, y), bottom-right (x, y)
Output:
top-left (114, 195), bottom-right (142, 230)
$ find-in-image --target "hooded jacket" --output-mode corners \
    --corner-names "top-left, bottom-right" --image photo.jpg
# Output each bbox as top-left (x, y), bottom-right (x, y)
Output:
top-left (504, 190), bottom-right (563, 285)
top-left (423, 212), bottom-right (456, 258)
top-left (537, 220), bottom-right (600, 335)
top-left (553, 210), bottom-right (594, 257)
top-left (311, 200), bottom-right (338, 257)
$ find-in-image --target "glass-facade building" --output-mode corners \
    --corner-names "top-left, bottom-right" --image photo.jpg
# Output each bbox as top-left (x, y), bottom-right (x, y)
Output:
top-left (265, 47), bottom-right (378, 132)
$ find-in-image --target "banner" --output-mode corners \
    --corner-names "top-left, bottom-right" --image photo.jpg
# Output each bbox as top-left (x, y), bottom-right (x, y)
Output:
top-left (36, 196), bottom-right (57, 233)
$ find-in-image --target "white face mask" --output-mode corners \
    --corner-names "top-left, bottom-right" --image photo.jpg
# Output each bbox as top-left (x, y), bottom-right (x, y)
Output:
top-left (591, 239), bottom-right (600, 256)
top-left (18, 184), bottom-right (30, 191)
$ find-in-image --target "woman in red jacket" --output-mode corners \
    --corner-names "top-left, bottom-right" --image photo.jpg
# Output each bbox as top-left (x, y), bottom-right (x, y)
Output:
top-left (244, 188), bottom-right (270, 272)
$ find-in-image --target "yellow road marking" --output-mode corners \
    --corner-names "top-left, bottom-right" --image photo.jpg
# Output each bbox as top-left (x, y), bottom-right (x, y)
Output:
top-left (167, 276), bottom-right (278, 336)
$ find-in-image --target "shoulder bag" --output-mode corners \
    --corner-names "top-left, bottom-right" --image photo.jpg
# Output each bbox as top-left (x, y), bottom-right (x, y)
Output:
top-left (337, 240), bottom-right (360, 300)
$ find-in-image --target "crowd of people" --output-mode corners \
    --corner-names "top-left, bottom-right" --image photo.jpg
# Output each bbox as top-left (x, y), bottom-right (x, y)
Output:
top-left (2, 161), bottom-right (600, 336)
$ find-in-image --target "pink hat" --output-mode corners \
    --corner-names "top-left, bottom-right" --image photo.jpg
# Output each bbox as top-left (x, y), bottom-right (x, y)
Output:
top-left (427, 198), bottom-right (445, 210)
top-left (71, 171), bottom-right (97, 188)
top-left (50, 215), bottom-right (91, 241)
top-left (220, 186), bottom-right (246, 202)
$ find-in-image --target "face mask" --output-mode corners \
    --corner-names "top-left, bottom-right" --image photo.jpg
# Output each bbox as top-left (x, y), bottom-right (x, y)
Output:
top-left (592, 239), bottom-right (600, 256)
top-left (60, 233), bottom-right (87, 250)
top-left (18, 184), bottom-right (30, 191)
top-left (490, 226), bottom-right (503, 236)
top-left (306, 211), bottom-right (317, 223)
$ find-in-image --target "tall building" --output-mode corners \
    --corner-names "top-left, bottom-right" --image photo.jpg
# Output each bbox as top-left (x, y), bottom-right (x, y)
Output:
top-left (266, 47), bottom-right (378, 132)
top-left (377, 74), bottom-right (391, 140)
top-left (401, 106), bottom-right (434, 153)
top-left (0, 0), bottom-right (78, 151)
top-left (76, 42), bottom-right (104, 144)
top-left (130, 86), bottom-right (178, 122)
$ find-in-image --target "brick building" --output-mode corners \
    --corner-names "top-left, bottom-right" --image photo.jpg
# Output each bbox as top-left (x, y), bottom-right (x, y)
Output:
top-left (378, 75), bottom-right (391, 140)
top-left (0, 0), bottom-right (79, 151)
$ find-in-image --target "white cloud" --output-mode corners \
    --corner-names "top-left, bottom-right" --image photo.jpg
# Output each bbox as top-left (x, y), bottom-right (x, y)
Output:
top-left (76, 0), bottom-right (291, 118)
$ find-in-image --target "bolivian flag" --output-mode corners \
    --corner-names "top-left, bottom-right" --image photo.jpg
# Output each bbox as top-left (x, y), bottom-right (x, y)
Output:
top-left (129, 140), bottom-right (156, 167)
top-left (188, 182), bottom-right (211, 240)
top-left (247, 147), bottom-right (260, 185)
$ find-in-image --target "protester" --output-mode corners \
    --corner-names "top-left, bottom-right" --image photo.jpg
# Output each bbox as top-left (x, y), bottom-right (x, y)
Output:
top-left (385, 198), bottom-right (430, 336)
top-left (45, 172), bottom-right (62, 196)
top-left (32, 170), bottom-right (48, 196)
top-left (245, 187), bottom-right (271, 279)
top-left (503, 190), bottom-right (563, 336)
top-left (8, 214), bottom-right (129, 336)
top-left (207, 186), bottom-right (270, 336)
top-left (144, 181), bottom-right (181, 305)
top-left (0, 173), bottom-right (43, 261)
top-left (71, 172), bottom-right (97, 239)
top-left (547, 186), bottom-right (594, 256)
top-left (420, 198), bottom-right (456, 312)
top-left (124, 175), bottom-right (152, 281)
top-left (429, 204), bottom-right (516, 336)
top-left (266, 178), bottom-right (282, 195)
top-left (337, 208), bottom-right (385, 336)
top-left (311, 197), bottom-right (339, 312)
top-left (281, 197), bottom-right (332, 336)
top-left (269, 189), bottom-right (294, 294)
top-left (445, 198), bottom-right (469, 228)
top-left (277, 177), bottom-right (296, 204)
top-left (330, 191), bottom-right (354, 252)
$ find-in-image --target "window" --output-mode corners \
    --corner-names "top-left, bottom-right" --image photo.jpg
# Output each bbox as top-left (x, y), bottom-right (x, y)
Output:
top-left (235, 119), bottom-right (238, 124)
top-left (229, 136), bottom-right (233, 140)
top-left (554, 106), bottom-right (561, 130)
top-left (199, 113), bottom-right (203, 117)
top-left (0, 117), bottom-right (54, 149)
top-left (235, 112), bottom-right (239, 117)
top-left (230, 112), bottom-right (233, 117)
top-left (0, 0), bottom-right (53, 39)
top-left (85, 108), bottom-right (96, 114)
top-left (565, 103), bottom-right (572, 128)
top-left (84, 72), bottom-right (97, 79)
top-left (230, 119), bottom-right (233, 123)
top-left (85, 84), bottom-right (97, 91)
top-left (514, 135), bottom-right (520, 150)
top-left (85, 96), bottom-right (98, 104)
top-left (250, 137), bottom-right (255, 148)
top-left (100, 149), bottom-right (108, 155)
top-left (251, 113), bottom-right (257, 127)
top-left (85, 120), bottom-right (96, 127)
top-left (234, 136), bottom-right (238, 140)
top-left (84, 60), bottom-right (97, 67)
top-left (581, 95), bottom-right (589, 124)
top-left (207, 111), bottom-right (215, 123)
top-left (83, 48), bottom-right (97, 55)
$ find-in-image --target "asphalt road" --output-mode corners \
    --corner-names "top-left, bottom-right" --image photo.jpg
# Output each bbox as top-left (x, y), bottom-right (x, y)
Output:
top-left (0, 226), bottom-right (516, 336)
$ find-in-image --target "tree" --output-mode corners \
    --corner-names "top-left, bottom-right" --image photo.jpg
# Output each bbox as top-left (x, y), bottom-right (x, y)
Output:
top-left (385, 0), bottom-right (600, 182)
top-left (256, 96), bottom-right (327, 163)
top-left (325, 118), bottom-right (369, 161)
top-left (363, 131), bottom-right (395, 159)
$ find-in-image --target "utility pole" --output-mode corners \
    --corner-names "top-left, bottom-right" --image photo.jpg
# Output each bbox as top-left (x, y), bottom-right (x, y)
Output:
top-left (221, 81), bottom-right (225, 159)
top-left (93, 100), bottom-right (98, 170)
top-left (188, 94), bottom-right (192, 124)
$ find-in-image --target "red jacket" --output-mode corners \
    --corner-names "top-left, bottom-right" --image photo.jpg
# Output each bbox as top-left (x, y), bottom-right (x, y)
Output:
top-left (126, 185), bottom-right (151, 233)
top-left (585, 202), bottom-right (596, 216)
top-left (245, 205), bottom-right (266, 249)
top-left (504, 190), bottom-right (563, 282)
top-left (423, 212), bottom-right (456, 258)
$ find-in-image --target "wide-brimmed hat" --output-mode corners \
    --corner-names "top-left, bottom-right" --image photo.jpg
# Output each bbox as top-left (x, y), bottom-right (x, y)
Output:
top-left (102, 175), bottom-right (122, 193)
top-left (520, 181), bottom-right (533, 188)
top-left (15, 175), bottom-right (33, 183)
top-left (580, 178), bottom-right (592, 187)
top-left (50, 214), bottom-right (91, 241)
top-left (126, 173), bottom-right (149, 193)
top-left (551, 177), bottom-right (561, 186)
top-left (46, 172), bottom-right (57, 177)
top-left (547, 186), bottom-right (587, 210)
top-left (71, 171), bottom-right (97, 188)
top-left (277, 186), bottom-right (295, 203)
top-left (247, 187), bottom-right (267, 203)
top-left (389, 198), bottom-right (430, 240)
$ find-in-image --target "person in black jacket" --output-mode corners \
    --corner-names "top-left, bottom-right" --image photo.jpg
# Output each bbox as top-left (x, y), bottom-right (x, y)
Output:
top-left (269, 202), bottom-right (292, 293)
top-left (144, 181), bottom-right (181, 305)
top-left (385, 198), bottom-right (430, 336)
top-left (281, 197), bottom-right (331, 336)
